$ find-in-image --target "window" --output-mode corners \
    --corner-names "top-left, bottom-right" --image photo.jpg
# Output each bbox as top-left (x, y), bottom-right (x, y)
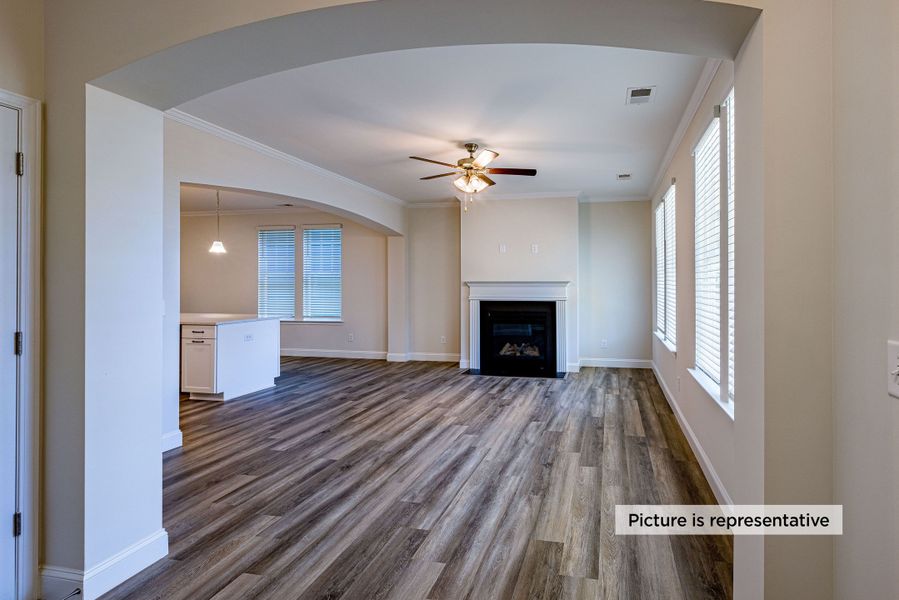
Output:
top-left (692, 88), bottom-right (736, 407)
top-left (655, 184), bottom-right (677, 348)
top-left (302, 225), bottom-right (342, 320)
top-left (694, 118), bottom-right (721, 385)
top-left (257, 226), bottom-right (296, 319)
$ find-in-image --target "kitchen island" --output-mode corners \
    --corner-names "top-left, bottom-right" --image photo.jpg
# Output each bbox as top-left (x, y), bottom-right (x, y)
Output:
top-left (180, 313), bottom-right (281, 401)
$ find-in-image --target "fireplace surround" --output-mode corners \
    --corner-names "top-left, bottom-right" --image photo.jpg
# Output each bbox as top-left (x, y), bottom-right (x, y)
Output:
top-left (465, 281), bottom-right (571, 377)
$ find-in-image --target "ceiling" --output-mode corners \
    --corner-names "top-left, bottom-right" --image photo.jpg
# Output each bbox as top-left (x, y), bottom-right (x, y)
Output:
top-left (177, 44), bottom-right (709, 205)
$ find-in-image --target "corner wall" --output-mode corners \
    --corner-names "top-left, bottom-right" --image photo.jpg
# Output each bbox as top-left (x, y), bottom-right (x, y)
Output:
top-left (578, 201), bottom-right (652, 366)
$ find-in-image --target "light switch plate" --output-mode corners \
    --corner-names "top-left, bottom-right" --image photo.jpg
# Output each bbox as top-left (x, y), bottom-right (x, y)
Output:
top-left (889, 340), bottom-right (899, 399)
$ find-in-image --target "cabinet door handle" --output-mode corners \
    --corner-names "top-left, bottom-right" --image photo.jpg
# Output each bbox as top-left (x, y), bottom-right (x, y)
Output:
top-left (191, 340), bottom-right (205, 344)
top-left (191, 330), bottom-right (204, 334)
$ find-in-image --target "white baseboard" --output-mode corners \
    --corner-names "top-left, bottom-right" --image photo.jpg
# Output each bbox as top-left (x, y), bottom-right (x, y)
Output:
top-left (161, 429), bottom-right (182, 452)
top-left (459, 359), bottom-right (470, 369)
top-left (386, 353), bottom-right (409, 362)
top-left (41, 529), bottom-right (168, 600)
top-left (282, 348), bottom-right (387, 360)
top-left (566, 362), bottom-right (581, 373)
top-left (651, 363), bottom-right (733, 505)
top-left (408, 352), bottom-right (461, 363)
top-left (579, 358), bottom-right (653, 369)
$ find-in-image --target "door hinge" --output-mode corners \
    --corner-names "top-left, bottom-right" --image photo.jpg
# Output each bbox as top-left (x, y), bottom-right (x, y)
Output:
top-left (13, 512), bottom-right (21, 537)
top-left (14, 331), bottom-right (23, 356)
top-left (15, 152), bottom-right (24, 176)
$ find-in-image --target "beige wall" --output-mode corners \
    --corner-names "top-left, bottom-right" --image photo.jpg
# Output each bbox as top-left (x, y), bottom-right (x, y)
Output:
top-left (0, 0), bottom-right (43, 99)
top-left (650, 60), bottom-right (739, 501)
top-left (578, 201), bottom-right (652, 363)
top-left (408, 206), bottom-right (461, 359)
top-left (832, 0), bottom-right (897, 597)
top-left (181, 210), bottom-right (388, 356)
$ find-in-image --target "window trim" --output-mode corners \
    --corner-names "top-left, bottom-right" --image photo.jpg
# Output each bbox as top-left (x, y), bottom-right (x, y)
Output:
top-left (654, 182), bottom-right (677, 353)
top-left (689, 88), bottom-right (736, 417)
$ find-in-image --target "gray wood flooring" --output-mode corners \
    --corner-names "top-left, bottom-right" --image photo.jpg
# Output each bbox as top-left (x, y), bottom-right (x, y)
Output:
top-left (100, 358), bottom-right (732, 600)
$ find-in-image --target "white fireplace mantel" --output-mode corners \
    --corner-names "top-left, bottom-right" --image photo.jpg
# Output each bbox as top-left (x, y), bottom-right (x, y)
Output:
top-left (465, 281), bottom-right (572, 375)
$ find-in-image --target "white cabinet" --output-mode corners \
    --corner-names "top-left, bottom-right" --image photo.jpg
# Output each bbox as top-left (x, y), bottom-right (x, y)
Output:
top-left (181, 336), bottom-right (217, 394)
top-left (179, 315), bottom-right (280, 401)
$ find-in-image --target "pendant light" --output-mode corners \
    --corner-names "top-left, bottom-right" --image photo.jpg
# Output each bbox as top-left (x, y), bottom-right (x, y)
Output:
top-left (209, 190), bottom-right (227, 254)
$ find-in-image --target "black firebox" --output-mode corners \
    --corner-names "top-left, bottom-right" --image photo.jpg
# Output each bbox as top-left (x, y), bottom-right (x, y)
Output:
top-left (477, 301), bottom-right (560, 378)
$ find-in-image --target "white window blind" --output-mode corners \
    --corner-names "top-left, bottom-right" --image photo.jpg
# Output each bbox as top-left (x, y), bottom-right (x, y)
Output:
top-left (694, 118), bottom-right (722, 384)
top-left (655, 203), bottom-right (665, 333)
top-left (725, 89), bottom-right (736, 401)
top-left (257, 227), bottom-right (296, 319)
top-left (663, 185), bottom-right (677, 347)
top-left (302, 225), bottom-right (342, 320)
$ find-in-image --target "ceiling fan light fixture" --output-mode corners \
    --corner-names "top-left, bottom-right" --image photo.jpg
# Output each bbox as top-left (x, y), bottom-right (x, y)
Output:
top-left (472, 149), bottom-right (499, 169)
top-left (453, 173), bottom-right (491, 194)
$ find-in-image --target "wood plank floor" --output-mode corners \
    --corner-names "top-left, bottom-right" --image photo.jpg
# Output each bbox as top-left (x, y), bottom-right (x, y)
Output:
top-left (101, 358), bottom-right (732, 600)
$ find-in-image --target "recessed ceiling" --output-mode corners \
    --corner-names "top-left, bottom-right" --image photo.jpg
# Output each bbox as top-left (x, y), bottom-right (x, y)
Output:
top-left (176, 44), bottom-right (708, 203)
top-left (180, 184), bottom-right (320, 214)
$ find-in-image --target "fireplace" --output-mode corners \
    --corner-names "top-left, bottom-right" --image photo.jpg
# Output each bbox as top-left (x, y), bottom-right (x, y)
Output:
top-left (464, 281), bottom-right (571, 376)
top-left (478, 301), bottom-right (559, 378)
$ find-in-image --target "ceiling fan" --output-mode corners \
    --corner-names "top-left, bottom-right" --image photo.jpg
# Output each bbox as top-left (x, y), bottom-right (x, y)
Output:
top-left (410, 143), bottom-right (537, 194)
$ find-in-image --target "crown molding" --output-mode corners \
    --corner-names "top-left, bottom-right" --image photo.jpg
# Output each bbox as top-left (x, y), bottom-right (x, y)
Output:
top-left (649, 57), bottom-right (723, 198)
top-left (578, 194), bottom-right (650, 204)
top-left (474, 190), bottom-right (583, 202)
top-left (164, 109), bottom-right (408, 207)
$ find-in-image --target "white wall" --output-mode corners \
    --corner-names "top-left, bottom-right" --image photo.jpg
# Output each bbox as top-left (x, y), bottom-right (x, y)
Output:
top-left (80, 85), bottom-right (167, 599)
top-left (578, 201), bottom-right (652, 366)
top-left (181, 210), bottom-right (388, 357)
top-left (459, 196), bottom-right (580, 371)
top-left (408, 207), bottom-right (461, 361)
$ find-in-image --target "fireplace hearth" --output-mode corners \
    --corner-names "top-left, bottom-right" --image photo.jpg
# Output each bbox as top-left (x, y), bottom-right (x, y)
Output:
top-left (477, 301), bottom-right (560, 378)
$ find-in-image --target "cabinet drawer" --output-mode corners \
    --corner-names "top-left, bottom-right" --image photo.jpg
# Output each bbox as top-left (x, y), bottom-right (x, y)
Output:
top-left (181, 338), bottom-right (217, 393)
top-left (182, 324), bottom-right (216, 339)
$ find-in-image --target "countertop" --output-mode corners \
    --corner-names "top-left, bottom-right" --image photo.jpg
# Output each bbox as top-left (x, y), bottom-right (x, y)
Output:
top-left (180, 313), bottom-right (282, 326)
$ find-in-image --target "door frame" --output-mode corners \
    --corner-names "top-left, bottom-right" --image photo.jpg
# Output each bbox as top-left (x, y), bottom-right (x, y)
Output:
top-left (0, 88), bottom-right (41, 600)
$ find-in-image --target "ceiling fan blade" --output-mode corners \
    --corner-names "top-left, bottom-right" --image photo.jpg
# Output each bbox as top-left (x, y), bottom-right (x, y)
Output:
top-left (409, 156), bottom-right (457, 169)
top-left (478, 174), bottom-right (496, 187)
top-left (420, 172), bottom-right (459, 180)
top-left (472, 149), bottom-right (499, 168)
top-left (487, 168), bottom-right (537, 176)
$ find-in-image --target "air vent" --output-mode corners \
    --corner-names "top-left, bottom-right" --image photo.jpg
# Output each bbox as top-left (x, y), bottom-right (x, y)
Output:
top-left (626, 86), bottom-right (656, 105)
top-left (617, 173), bottom-right (632, 181)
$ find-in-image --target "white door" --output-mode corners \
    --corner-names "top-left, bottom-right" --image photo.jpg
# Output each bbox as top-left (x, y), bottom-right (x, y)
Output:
top-left (0, 103), bottom-right (20, 600)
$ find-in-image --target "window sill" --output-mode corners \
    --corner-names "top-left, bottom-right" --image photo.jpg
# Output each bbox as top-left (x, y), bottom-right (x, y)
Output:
top-left (688, 367), bottom-right (735, 420)
top-left (281, 319), bottom-right (344, 325)
top-left (653, 330), bottom-right (677, 355)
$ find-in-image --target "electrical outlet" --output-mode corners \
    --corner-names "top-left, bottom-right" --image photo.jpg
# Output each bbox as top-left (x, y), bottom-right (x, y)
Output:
top-left (440, 336), bottom-right (447, 344)
top-left (889, 340), bottom-right (899, 399)
top-left (600, 339), bottom-right (608, 349)
top-left (499, 243), bottom-right (508, 254)
top-left (348, 333), bottom-right (355, 343)
top-left (243, 334), bottom-right (254, 342)
top-left (531, 243), bottom-right (539, 254)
